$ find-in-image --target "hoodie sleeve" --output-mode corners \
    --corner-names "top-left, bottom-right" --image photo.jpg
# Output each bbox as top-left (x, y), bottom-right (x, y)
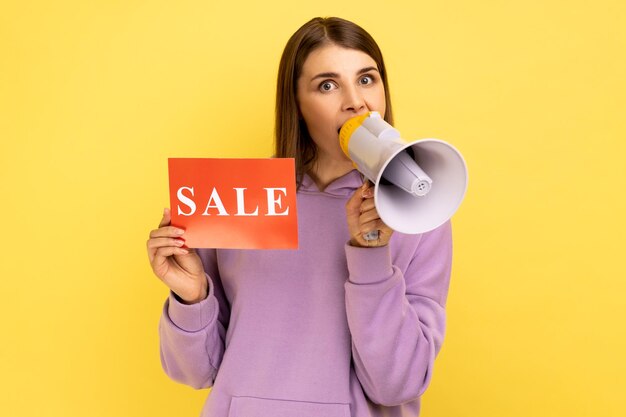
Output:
top-left (158, 249), bottom-right (230, 389)
top-left (344, 221), bottom-right (453, 406)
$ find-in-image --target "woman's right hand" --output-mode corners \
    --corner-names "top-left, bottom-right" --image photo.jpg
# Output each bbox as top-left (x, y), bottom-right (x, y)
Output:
top-left (147, 208), bottom-right (208, 304)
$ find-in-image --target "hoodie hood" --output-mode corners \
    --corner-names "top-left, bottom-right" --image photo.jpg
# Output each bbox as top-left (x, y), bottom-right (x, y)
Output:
top-left (298, 169), bottom-right (365, 198)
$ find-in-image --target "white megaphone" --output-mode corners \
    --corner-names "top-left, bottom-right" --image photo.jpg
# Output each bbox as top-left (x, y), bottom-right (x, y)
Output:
top-left (339, 111), bottom-right (468, 236)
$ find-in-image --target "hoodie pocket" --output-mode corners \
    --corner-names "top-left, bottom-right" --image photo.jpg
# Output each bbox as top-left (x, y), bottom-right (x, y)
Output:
top-left (228, 396), bottom-right (350, 417)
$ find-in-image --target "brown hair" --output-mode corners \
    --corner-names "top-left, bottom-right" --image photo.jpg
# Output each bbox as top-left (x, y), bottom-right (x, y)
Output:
top-left (274, 17), bottom-right (394, 183)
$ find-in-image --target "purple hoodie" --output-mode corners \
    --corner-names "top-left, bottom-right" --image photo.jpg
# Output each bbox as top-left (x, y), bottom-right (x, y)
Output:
top-left (159, 169), bottom-right (453, 417)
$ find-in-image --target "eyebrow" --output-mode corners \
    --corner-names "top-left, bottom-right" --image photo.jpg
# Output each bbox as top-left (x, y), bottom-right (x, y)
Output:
top-left (309, 66), bottom-right (379, 82)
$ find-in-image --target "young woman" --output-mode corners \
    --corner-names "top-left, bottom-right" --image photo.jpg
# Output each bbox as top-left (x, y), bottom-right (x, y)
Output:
top-left (147, 17), bottom-right (453, 417)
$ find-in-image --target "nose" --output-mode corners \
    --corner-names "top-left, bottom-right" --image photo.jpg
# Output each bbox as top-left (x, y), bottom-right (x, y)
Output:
top-left (342, 85), bottom-right (367, 114)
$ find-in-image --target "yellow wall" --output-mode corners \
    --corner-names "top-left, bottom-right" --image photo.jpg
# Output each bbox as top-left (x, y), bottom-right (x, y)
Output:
top-left (1, 1), bottom-right (624, 416)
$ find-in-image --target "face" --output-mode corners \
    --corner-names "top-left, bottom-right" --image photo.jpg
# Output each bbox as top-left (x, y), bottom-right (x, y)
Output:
top-left (296, 44), bottom-right (386, 163)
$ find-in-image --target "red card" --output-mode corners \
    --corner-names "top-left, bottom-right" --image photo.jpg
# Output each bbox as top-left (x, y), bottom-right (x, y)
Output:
top-left (168, 158), bottom-right (298, 249)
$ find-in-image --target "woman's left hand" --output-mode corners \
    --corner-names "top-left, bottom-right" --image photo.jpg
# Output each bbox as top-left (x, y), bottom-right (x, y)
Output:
top-left (346, 181), bottom-right (393, 247)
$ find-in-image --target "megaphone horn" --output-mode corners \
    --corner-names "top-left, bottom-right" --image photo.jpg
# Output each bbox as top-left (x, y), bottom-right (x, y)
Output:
top-left (338, 111), bottom-right (468, 236)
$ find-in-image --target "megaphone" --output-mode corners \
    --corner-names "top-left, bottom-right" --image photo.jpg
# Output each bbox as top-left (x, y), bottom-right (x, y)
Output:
top-left (339, 111), bottom-right (468, 235)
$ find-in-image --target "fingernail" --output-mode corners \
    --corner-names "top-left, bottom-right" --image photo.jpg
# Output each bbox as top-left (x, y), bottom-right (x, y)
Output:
top-left (362, 189), bottom-right (373, 198)
top-left (175, 228), bottom-right (185, 235)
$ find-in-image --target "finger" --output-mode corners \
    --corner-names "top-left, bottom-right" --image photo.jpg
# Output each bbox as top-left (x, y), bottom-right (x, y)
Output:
top-left (149, 225), bottom-right (185, 239)
top-left (147, 239), bottom-right (157, 263)
top-left (359, 206), bottom-right (381, 225)
top-left (346, 181), bottom-right (367, 215)
top-left (361, 217), bottom-right (386, 233)
top-left (147, 237), bottom-right (185, 251)
top-left (151, 246), bottom-right (189, 269)
top-left (147, 234), bottom-right (184, 263)
top-left (362, 180), bottom-right (374, 199)
top-left (359, 198), bottom-right (376, 213)
top-left (154, 245), bottom-right (188, 258)
top-left (173, 248), bottom-right (204, 276)
top-left (158, 207), bottom-right (171, 228)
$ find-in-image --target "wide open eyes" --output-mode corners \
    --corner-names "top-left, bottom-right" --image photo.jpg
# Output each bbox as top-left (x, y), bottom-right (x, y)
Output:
top-left (358, 75), bottom-right (375, 85)
top-left (319, 80), bottom-right (338, 92)
top-left (318, 74), bottom-right (377, 93)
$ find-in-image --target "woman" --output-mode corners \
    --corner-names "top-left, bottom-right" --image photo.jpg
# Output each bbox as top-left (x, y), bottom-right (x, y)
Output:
top-left (147, 16), bottom-right (453, 417)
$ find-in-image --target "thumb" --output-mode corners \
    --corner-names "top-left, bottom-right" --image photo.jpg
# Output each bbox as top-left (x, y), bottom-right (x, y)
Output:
top-left (159, 207), bottom-right (171, 228)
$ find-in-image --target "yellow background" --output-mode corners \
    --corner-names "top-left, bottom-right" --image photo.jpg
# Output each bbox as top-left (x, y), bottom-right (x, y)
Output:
top-left (1, 0), bottom-right (625, 416)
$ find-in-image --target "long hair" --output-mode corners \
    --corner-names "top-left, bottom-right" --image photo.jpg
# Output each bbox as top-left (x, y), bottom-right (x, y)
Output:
top-left (274, 17), bottom-right (394, 184)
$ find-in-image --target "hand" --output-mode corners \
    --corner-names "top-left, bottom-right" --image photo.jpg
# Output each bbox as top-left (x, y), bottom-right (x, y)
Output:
top-left (146, 208), bottom-right (208, 304)
top-left (345, 181), bottom-right (393, 247)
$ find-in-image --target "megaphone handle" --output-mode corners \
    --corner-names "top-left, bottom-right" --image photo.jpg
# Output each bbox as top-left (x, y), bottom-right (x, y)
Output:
top-left (363, 230), bottom-right (379, 241)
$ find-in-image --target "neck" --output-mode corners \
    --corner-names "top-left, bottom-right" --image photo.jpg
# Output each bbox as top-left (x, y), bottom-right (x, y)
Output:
top-left (308, 154), bottom-right (354, 191)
